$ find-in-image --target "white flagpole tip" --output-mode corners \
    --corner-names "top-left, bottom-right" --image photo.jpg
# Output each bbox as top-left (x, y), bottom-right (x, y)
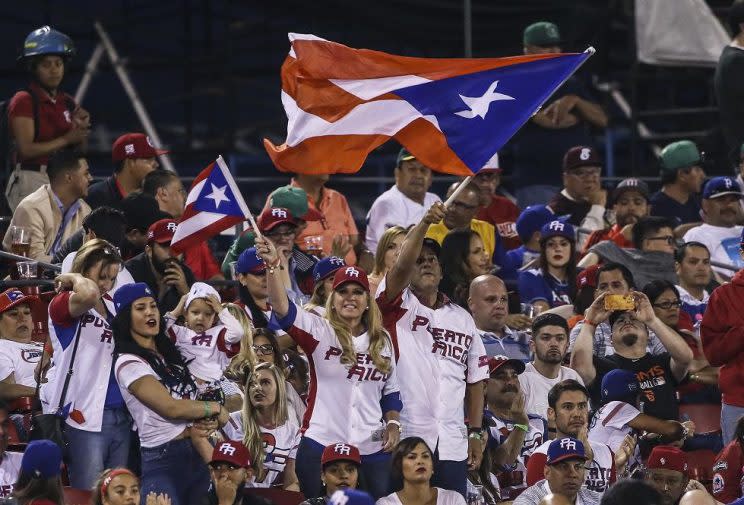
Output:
top-left (584, 46), bottom-right (596, 55)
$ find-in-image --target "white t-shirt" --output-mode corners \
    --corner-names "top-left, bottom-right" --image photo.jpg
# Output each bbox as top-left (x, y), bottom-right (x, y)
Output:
top-left (0, 340), bottom-right (43, 387)
top-left (61, 251), bottom-right (135, 293)
top-left (518, 363), bottom-right (584, 420)
top-left (223, 411), bottom-right (300, 488)
top-left (365, 185), bottom-right (441, 253)
top-left (165, 309), bottom-right (242, 383)
top-left (115, 354), bottom-right (192, 448)
top-left (683, 223), bottom-right (744, 276)
top-left (0, 452), bottom-right (22, 498)
top-left (376, 488), bottom-right (465, 505)
top-left (588, 401), bottom-right (640, 452)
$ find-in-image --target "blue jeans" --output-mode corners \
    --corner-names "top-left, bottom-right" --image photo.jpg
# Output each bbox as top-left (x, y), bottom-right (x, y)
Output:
top-left (140, 437), bottom-right (210, 505)
top-left (295, 437), bottom-right (391, 500)
top-left (431, 444), bottom-right (467, 497)
top-left (66, 407), bottom-right (132, 489)
top-left (721, 403), bottom-right (744, 444)
top-left (514, 185), bottom-right (560, 209)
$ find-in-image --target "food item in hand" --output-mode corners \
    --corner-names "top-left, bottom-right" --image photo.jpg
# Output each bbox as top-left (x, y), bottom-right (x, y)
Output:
top-left (604, 294), bottom-right (635, 311)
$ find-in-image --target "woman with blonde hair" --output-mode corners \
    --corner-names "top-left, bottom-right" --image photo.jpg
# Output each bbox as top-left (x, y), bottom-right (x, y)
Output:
top-left (221, 361), bottom-right (300, 490)
top-left (45, 238), bottom-right (128, 490)
top-left (256, 236), bottom-right (401, 500)
top-left (368, 226), bottom-right (406, 295)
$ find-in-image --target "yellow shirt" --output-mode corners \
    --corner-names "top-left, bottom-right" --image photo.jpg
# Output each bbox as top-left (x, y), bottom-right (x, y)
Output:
top-left (425, 218), bottom-right (495, 258)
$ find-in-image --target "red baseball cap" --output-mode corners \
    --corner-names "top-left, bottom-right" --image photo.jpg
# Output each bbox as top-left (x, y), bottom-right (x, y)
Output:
top-left (647, 445), bottom-right (688, 474)
top-left (563, 145), bottom-right (602, 172)
top-left (0, 288), bottom-right (38, 314)
top-left (488, 355), bottom-right (526, 376)
top-left (576, 264), bottom-right (601, 291)
top-left (257, 207), bottom-right (298, 233)
top-left (332, 266), bottom-right (370, 292)
top-left (112, 133), bottom-right (169, 162)
top-left (321, 443), bottom-right (361, 466)
top-left (209, 440), bottom-right (252, 468)
top-left (147, 219), bottom-right (178, 244)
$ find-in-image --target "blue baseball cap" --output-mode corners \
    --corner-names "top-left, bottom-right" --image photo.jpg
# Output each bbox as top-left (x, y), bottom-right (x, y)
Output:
top-left (313, 256), bottom-right (346, 285)
top-left (113, 282), bottom-right (154, 312)
top-left (328, 489), bottom-right (374, 505)
top-left (601, 369), bottom-right (640, 402)
top-left (235, 247), bottom-right (266, 275)
top-left (516, 205), bottom-right (555, 243)
top-left (702, 176), bottom-right (743, 200)
top-left (540, 219), bottom-right (575, 242)
top-left (21, 440), bottom-right (62, 478)
top-left (546, 437), bottom-right (587, 465)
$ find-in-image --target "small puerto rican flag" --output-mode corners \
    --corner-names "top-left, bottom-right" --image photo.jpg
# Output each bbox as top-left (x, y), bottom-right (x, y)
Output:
top-left (170, 156), bottom-right (251, 254)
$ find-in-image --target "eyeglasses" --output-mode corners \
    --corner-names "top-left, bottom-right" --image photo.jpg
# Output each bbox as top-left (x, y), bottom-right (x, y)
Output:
top-left (567, 167), bottom-right (601, 178)
top-left (252, 344), bottom-right (274, 356)
top-left (653, 300), bottom-right (681, 310)
top-left (645, 235), bottom-right (675, 245)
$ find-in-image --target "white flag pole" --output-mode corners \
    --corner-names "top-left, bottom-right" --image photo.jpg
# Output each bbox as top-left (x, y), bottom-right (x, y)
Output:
top-left (215, 155), bottom-right (263, 241)
top-left (442, 47), bottom-right (596, 209)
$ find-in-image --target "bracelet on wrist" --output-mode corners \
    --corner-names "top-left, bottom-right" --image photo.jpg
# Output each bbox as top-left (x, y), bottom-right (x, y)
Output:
top-left (387, 419), bottom-right (402, 431)
top-left (203, 401), bottom-right (211, 418)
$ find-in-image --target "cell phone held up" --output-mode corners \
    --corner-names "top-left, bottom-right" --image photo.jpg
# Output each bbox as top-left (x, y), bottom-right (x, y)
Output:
top-left (604, 294), bottom-right (635, 311)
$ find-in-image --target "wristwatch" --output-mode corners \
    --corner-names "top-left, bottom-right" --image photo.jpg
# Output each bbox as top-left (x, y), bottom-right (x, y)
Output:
top-left (468, 427), bottom-right (483, 441)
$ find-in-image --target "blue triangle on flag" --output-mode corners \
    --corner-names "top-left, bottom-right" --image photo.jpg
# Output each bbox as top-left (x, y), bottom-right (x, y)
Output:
top-left (393, 53), bottom-right (588, 173)
top-left (192, 163), bottom-right (243, 216)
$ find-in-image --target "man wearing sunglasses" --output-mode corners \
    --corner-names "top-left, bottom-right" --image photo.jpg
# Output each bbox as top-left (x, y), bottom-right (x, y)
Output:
top-left (683, 176), bottom-right (744, 281)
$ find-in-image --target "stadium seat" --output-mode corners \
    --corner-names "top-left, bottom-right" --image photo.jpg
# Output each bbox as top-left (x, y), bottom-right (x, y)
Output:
top-left (686, 449), bottom-right (716, 492)
top-left (63, 487), bottom-right (92, 505)
top-left (679, 404), bottom-right (722, 435)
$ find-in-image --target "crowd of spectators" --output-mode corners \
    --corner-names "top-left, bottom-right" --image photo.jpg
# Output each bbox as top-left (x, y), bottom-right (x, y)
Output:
top-left (2, 13), bottom-right (744, 505)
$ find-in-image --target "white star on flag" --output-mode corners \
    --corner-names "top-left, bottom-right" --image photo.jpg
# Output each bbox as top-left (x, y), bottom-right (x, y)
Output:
top-left (205, 183), bottom-right (230, 209)
top-left (454, 80), bottom-right (515, 119)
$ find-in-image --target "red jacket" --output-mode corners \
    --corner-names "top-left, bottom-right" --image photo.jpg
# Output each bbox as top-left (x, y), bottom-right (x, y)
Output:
top-left (712, 439), bottom-right (744, 502)
top-left (701, 270), bottom-right (744, 406)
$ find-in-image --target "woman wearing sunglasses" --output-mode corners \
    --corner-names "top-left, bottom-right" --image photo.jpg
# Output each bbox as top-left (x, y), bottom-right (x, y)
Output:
top-left (221, 361), bottom-right (300, 490)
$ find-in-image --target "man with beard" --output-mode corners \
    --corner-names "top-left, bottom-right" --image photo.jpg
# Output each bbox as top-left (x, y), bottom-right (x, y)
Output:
top-left (125, 218), bottom-right (195, 312)
top-left (526, 380), bottom-right (623, 494)
top-left (674, 242), bottom-right (713, 324)
top-left (519, 314), bottom-right (585, 421)
top-left (683, 176), bottom-right (744, 280)
top-left (582, 178), bottom-right (650, 255)
top-left (643, 446), bottom-right (691, 505)
top-left (484, 356), bottom-right (547, 501)
top-left (570, 293), bottom-right (693, 419)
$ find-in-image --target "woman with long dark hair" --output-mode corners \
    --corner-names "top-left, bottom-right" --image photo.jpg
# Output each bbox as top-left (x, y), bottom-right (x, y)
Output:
top-left (256, 236), bottom-right (401, 499)
top-left (13, 440), bottom-right (65, 505)
top-left (46, 239), bottom-right (126, 490)
top-left (112, 283), bottom-right (228, 505)
top-left (298, 444), bottom-right (362, 505)
top-left (518, 220), bottom-right (578, 314)
top-left (378, 437), bottom-right (465, 505)
top-left (439, 229), bottom-right (491, 307)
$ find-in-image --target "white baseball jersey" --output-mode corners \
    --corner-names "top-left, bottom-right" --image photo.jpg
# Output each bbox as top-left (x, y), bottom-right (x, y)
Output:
top-left (527, 439), bottom-right (615, 493)
top-left (0, 452), bottom-right (22, 498)
top-left (274, 301), bottom-right (400, 455)
top-left (223, 411), bottom-right (300, 488)
top-left (365, 185), bottom-right (441, 253)
top-left (47, 292), bottom-right (116, 432)
top-left (485, 411), bottom-right (547, 500)
top-left (588, 401), bottom-right (640, 453)
top-left (165, 308), bottom-right (242, 383)
top-left (376, 278), bottom-right (489, 461)
top-left (115, 354), bottom-right (192, 447)
top-left (0, 339), bottom-right (43, 387)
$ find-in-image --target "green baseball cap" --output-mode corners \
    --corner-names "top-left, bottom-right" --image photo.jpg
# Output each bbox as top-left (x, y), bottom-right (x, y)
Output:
top-left (221, 230), bottom-right (257, 278)
top-left (523, 21), bottom-right (561, 47)
top-left (396, 148), bottom-right (416, 167)
top-left (659, 140), bottom-right (701, 173)
top-left (268, 186), bottom-right (322, 222)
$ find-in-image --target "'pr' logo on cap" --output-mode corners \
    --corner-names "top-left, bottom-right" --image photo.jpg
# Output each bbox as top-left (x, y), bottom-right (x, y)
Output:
top-left (559, 438), bottom-right (577, 450)
top-left (333, 443), bottom-right (352, 455)
top-left (218, 443), bottom-right (236, 456)
top-left (125, 144), bottom-right (135, 155)
top-left (344, 267), bottom-right (360, 278)
top-left (271, 208), bottom-right (287, 218)
top-left (166, 222), bottom-right (177, 232)
top-left (548, 221), bottom-right (565, 232)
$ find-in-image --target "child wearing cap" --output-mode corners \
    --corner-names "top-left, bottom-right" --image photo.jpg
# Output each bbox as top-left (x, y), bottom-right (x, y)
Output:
top-left (165, 282), bottom-right (245, 389)
top-left (518, 220), bottom-right (577, 312)
top-left (256, 236), bottom-right (401, 499)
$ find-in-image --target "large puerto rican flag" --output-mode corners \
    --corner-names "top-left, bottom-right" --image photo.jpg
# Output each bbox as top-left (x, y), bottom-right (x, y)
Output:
top-left (264, 33), bottom-right (592, 176)
top-left (170, 156), bottom-right (251, 254)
